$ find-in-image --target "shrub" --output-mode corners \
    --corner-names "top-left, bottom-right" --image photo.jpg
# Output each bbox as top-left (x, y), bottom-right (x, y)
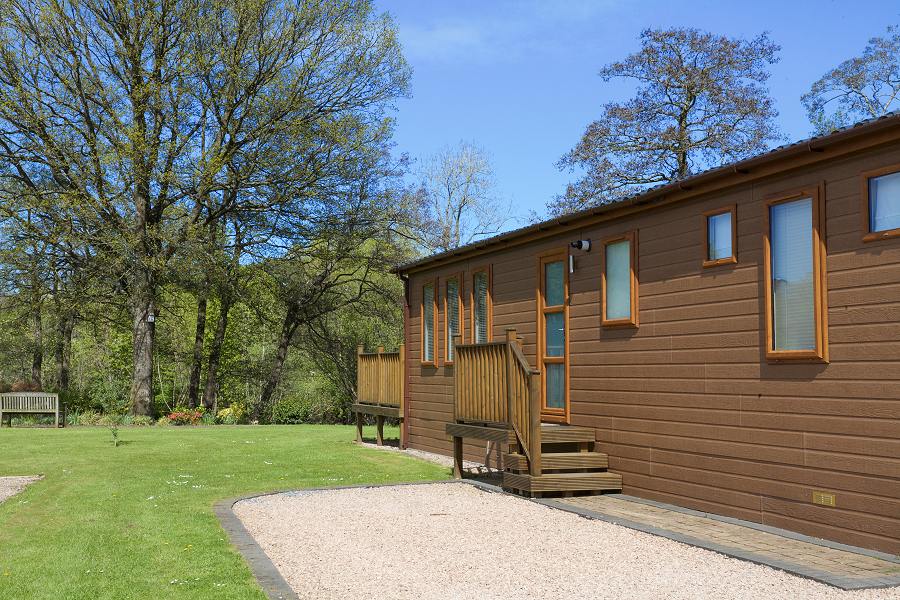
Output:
top-left (0, 381), bottom-right (10, 393)
top-left (167, 407), bottom-right (202, 426)
top-left (126, 415), bottom-right (155, 427)
top-left (155, 416), bottom-right (172, 427)
top-left (71, 410), bottom-right (104, 426)
top-left (216, 402), bottom-right (246, 425)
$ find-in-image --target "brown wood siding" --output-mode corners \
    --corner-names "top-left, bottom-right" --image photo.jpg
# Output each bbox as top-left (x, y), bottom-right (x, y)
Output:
top-left (404, 143), bottom-right (900, 554)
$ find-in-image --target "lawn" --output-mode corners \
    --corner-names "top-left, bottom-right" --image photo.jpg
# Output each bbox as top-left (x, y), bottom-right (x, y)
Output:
top-left (0, 425), bottom-right (449, 599)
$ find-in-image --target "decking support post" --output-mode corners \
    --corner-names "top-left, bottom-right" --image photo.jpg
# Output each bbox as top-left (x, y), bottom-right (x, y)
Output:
top-left (355, 411), bottom-right (363, 443)
top-left (452, 436), bottom-right (463, 479)
top-left (375, 415), bottom-right (384, 446)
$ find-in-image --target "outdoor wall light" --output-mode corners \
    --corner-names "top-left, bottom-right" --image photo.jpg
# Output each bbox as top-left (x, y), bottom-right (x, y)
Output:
top-left (570, 239), bottom-right (591, 252)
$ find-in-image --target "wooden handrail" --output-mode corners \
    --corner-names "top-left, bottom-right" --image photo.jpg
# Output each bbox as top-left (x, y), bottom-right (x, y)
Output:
top-left (356, 344), bottom-right (404, 408)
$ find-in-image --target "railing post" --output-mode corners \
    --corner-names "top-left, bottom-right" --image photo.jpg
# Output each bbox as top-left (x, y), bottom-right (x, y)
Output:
top-left (505, 329), bottom-right (516, 433)
top-left (376, 346), bottom-right (384, 406)
top-left (452, 335), bottom-right (462, 423)
top-left (356, 344), bottom-right (364, 404)
top-left (529, 371), bottom-right (542, 476)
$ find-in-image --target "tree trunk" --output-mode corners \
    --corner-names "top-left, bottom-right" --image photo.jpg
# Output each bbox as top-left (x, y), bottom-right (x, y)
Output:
top-left (254, 303), bottom-right (300, 423)
top-left (31, 300), bottom-right (42, 388)
top-left (202, 295), bottom-right (232, 412)
top-left (187, 293), bottom-right (208, 408)
top-left (130, 286), bottom-right (156, 416)
top-left (54, 312), bottom-right (74, 392)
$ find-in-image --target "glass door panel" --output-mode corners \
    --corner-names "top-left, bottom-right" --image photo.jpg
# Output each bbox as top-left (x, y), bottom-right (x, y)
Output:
top-left (539, 254), bottom-right (568, 421)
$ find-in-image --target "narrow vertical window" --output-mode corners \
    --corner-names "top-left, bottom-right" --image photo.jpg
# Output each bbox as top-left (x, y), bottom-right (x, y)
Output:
top-left (472, 267), bottom-right (491, 343)
top-left (601, 232), bottom-right (638, 327)
top-left (445, 275), bottom-right (461, 364)
top-left (764, 188), bottom-right (828, 361)
top-left (703, 206), bottom-right (737, 267)
top-left (421, 281), bottom-right (435, 364)
top-left (862, 165), bottom-right (900, 241)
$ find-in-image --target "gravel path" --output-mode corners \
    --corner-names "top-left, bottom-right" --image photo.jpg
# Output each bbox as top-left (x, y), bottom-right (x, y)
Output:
top-left (233, 483), bottom-right (899, 600)
top-left (0, 476), bottom-right (41, 503)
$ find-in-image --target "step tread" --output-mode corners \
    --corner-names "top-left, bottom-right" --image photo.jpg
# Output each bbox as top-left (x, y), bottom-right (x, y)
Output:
top-left (504, 451), bottom-right (609, 471)
top-left (503, 471), bottom-right (622, 493)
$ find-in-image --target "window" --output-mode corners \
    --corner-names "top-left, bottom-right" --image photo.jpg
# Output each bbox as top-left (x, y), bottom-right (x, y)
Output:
top-left (444, 275), bottom-right (463, 364)
top-left (538, 252), bottom-right (568, 420)
top-left (763, 187), bottom-right (828, 362)
top-left (862, 164), bottom-right (900, 241)
top-left (601, 231), bottom-right (638, 327)
top-left (703, 206), bottom-right (737, 267)
top-left (421, 280), bottom-right (437, 364)
top-left (471, 267), bottom-right (492, 343)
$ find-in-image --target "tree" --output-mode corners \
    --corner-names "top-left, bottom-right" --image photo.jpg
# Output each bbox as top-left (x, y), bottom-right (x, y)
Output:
top-left (552, 28), bottom-right (781, 215)
top-left (0, 0), bottom-right (409, 414)
top-left (415, 142), bottom-right (509, 253)
top-left (803, 26), bottom-right (900, 135)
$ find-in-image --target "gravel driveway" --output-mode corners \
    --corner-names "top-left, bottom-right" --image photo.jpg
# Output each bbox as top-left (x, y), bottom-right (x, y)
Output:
top-left (233, 483), bottom-right (899, 600)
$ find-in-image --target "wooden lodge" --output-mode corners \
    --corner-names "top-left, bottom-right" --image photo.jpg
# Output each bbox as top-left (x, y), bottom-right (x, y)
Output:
top-left (371, 114), bottom-right (900, 556)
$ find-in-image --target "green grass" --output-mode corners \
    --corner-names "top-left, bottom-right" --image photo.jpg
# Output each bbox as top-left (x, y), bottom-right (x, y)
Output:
top-left (0, 425), bottom-right (449, 599)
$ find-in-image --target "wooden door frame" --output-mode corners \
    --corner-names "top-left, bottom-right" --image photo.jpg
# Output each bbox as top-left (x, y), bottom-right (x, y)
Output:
top-left (536, 248), bottom-right (570, 424)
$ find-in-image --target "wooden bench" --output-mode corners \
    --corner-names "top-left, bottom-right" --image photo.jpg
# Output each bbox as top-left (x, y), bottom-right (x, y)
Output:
top-left (0, 393), bottom-right (64, 428)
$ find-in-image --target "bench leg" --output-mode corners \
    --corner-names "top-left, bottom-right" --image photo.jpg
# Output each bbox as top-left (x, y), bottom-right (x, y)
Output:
top-left (375, 415), bottom-right (384, 446)
top-left (355, 412), bottom-right (363, 443)
top-left (453, 436), bottom-right (464, 479)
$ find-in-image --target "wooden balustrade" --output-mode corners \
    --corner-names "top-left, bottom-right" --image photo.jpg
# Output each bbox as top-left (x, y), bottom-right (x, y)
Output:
top-left (453, 329), bottom-right (542, 475)
top-left (356, 345), bottom-right (404, 408)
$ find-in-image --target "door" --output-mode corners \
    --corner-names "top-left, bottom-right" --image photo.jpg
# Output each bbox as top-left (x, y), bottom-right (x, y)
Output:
top-left (537, 250), bottom-right (569, 423)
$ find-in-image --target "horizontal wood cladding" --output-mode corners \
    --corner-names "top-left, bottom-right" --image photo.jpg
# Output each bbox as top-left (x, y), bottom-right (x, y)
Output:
top-left (403, 143), bottom-right (900, 554)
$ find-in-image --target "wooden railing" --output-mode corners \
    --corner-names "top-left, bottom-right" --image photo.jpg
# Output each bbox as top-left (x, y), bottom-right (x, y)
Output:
top-left (454, 329), bottom-right (542, 475)
top-left (356, 345), bottom-right (404, 408)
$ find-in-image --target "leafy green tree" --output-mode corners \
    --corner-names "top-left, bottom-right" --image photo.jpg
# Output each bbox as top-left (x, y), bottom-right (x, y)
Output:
top-left (553, 27), bottom-right (781, 215)
top-left (803, 25), bottom-right (900, 135)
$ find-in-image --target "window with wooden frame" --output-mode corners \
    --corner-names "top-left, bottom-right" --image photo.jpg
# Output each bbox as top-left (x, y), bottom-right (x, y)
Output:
top-left (537, 250), bottom-right (569, 423)
top-left (601, 231), bottom-right (638, 327)
top-left (443, 273), bottom-right (463, 365)
top-left (861, 164), bottom-right (900, 241)
top-left (763, 186), bottom-right (828, 362)
top-left (420, 279), bottom-right (437, 365)
top-left (471, 266), bottom-right (492, 343)
top-left (703, 205), bottom-right (737, 267)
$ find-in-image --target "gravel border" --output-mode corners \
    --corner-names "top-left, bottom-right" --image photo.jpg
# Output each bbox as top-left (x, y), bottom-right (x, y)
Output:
top-left (0, 475), bottom-right (42, 504)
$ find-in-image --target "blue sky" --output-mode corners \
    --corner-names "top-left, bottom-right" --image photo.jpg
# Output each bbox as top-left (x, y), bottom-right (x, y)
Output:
top-left (376, 0), bottom-right (900, 228)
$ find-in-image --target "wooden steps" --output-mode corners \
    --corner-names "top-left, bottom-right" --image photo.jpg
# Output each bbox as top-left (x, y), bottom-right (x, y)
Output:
top-left (505, 451), bottom-right (608, 471)
top-left (502, 424), bottom-right (622, 497)
top-left (503, 471), bottom-right (623, 493)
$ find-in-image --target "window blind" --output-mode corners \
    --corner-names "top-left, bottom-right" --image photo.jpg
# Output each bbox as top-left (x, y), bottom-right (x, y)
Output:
top-left (605, 240), bottom-right (631, 320)
top-left (446, 278), bottom-right (459, 361)
top-left (708, 212), bottom-right (733, 260)
top-left (473, 272), bottom-right (489, 343)
top-left (870, 171), bottom-right (900, 232)
top-left (770, 199), bottom-right (815, 351)
top-left (423, 283), bottom-right (434, 361)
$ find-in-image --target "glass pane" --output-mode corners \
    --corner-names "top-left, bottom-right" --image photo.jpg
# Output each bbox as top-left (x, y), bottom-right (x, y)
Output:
top-left (870, 171), bottom-right (900, 232)
top-left (708, 212), bottom-right (733, 260)
top-left (545, 311), bottom-right (565, 357)
top-left (474, 272), bottom-right (489, 343)
top-left (423, 284), bottom-right (434, 361)
top-left (605, 240), bottom-right (631, 321)
top-left (770, 199), bottom-right (815, 351)
top-left (546, 363), bottom-right (565, 409)
top-left (446, 278), bottom-right (459, 361)
top-left (544, 261), bottom-right (565, 306)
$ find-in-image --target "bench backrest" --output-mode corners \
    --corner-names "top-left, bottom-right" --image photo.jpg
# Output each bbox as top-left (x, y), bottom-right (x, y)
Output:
top-left (0, 392), bottom-right (59, 412)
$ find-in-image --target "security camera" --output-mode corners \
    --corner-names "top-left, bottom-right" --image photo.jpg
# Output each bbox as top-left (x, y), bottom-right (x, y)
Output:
top-left (570, 239), bottom-right (591, 252)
